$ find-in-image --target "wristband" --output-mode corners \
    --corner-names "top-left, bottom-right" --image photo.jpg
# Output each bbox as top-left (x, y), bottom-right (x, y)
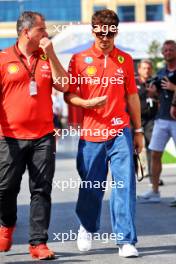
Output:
top-left (134, 127), bottom-right (144, 133)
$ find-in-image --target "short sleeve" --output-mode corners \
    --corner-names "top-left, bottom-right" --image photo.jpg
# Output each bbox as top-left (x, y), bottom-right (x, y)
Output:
top-left (125, 55), bottom-right (138, 94)
top-left (68, 54), bottom-right (79, 94)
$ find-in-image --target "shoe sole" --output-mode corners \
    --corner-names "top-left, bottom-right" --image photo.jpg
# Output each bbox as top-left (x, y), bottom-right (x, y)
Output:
top-left (119, 251), bottom-right (139, 258)
top-left (119, 254), bottom-right (139, 258)
top-left (137, 196), bottom-right (160, 203)
top-left (170, 204), bottom-right (176, 207)
top-left (78, 248), bottom-right (91, 252)
top-left (139, 200), bottom-right (160, 203)
top-left (0, 248), bottom-right (11, 252)
top-left (0, 244), bottom-right (11, 252)
top-left (31, 254), bottom-right (55, 260)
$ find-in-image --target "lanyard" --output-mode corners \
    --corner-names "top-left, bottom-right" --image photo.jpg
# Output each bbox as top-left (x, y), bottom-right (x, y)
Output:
top-left (13, 45), bottom-right (39, 80)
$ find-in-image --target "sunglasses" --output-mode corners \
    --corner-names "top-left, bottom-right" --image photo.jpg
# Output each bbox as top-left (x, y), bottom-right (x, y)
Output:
top-left (94, 31), bottom-right (116, 39)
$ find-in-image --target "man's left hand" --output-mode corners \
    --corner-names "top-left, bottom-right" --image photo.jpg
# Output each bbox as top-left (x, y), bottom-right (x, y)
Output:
top-left (161, 77), bottom-right (176, 92)
top-left (134, 133), bottom-right (144, 153)
top-left (39, 37), bottom-right (54, 57)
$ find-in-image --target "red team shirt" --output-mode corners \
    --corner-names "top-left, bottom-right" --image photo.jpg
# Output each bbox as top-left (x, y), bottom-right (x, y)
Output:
top-left (0, 43), bottom-right (54, 139)
top-left (68, 44), bottom-right (137, 142)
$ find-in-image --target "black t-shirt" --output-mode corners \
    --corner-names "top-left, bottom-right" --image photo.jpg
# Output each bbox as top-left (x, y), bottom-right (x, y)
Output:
top-left (155, 67), bottom-right (175, 120)
top-left (135, 77), bottom-right (158, 122)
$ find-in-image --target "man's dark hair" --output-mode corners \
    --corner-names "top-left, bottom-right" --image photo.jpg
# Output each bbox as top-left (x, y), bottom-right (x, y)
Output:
top-left (162, 40), bottom-right (176, 49)
top-left (92, 9), bottom-right (119, 29)
top-left (16, 11), bottom-right (45, 36)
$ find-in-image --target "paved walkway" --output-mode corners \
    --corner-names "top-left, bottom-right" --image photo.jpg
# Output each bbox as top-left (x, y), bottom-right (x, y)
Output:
top-left (0, 145), bottom-right (176, 264)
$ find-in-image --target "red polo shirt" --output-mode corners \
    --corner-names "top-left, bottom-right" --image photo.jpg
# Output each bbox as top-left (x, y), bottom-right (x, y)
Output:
top-left (68, 44), bottom-right (137, 142)
top-left (0, 43), bottom-right (54, 139)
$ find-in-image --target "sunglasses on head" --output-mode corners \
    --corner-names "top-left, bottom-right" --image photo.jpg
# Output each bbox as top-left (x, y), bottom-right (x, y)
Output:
top-left (94, 31), bottom-right (116, 39)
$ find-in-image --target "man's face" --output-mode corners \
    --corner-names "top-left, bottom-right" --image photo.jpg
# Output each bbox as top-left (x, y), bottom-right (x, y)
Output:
top-left (162, 44), bottom-right (176, 63)
top-left (92, 25), bottom-right (117, 51)
top-left (25, 16), bottom-right (48, 50)
top-left (138, 62), bottom-right (152, 80)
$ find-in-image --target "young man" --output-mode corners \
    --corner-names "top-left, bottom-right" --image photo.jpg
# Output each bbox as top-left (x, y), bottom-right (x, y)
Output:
top-left (0, 11), bottom-right (68, 260)
top-left (139, 40), bottom-right (176, 203)
top-left (65, 9), bottom-right (143, 257)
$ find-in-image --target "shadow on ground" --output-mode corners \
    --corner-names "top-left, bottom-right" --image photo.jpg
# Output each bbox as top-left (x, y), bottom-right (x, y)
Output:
top-left (13, 198), bottom-right (176, 246)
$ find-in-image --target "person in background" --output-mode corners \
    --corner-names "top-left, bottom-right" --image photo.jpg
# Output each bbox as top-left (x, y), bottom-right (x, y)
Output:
top-left (139, 40), bottom-right (176, 203)
top-left (135, 59), bottom-right (158, 181)
top-left (169, 90), bottom-right (176, 207)
top-left (170, 90), bottom-right (176, 119)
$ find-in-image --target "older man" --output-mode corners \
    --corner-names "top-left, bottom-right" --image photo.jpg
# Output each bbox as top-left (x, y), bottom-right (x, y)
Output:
top-left (0, 11), bottom-right (68, 260)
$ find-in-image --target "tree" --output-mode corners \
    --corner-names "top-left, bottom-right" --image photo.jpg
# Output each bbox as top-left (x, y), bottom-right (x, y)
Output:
top-left (147, 40), bottom-right (164, 74)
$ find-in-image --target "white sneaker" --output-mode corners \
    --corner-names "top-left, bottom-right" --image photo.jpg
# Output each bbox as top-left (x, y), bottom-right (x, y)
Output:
top-left (119, 244), bottom-right (139, 258)
top-left (138, 190), bottom-right (160, 202)
top-left (77, 225), bottom-right (92, 252)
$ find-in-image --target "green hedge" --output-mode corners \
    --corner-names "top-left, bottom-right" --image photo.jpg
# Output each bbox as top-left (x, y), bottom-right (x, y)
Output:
top-left (162, 151), bottom-right (176, 164)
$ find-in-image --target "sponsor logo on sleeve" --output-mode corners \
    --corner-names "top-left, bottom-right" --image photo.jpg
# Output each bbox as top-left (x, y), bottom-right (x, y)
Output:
top-left (84, 56), bottom-right (94, 64)
top-left (7, 64), bottom-right (19, 74)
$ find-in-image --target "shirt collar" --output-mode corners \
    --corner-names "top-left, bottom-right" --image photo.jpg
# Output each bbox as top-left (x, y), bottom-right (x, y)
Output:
top-left (14, 41), bottom-right (39, 58)
top-left (91, 44), bottom-right (118, 58)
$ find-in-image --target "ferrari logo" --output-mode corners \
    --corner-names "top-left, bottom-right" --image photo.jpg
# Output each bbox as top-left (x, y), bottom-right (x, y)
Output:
top-left (40, 54), bottom-right (48, 61)
top-left (117, 56), bottom-right (125, 64)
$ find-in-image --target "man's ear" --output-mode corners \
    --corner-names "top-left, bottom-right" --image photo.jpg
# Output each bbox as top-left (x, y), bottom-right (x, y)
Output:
top-left (92, 30), bottom-right (96, 38)
top-left (115, 29), bottom-right (119, 37)
top-left (23, 28), bottom-right (30, 40)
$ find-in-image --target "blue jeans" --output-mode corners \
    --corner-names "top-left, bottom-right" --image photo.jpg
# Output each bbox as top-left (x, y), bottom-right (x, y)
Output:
top-left (76, 128), bottom-right (137, 244)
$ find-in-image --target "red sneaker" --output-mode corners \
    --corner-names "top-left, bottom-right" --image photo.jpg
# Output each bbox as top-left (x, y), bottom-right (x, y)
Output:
top-left (29, 243), bottom-right (55, 260)
top-left (0, 226), bottom-right (15, 252)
